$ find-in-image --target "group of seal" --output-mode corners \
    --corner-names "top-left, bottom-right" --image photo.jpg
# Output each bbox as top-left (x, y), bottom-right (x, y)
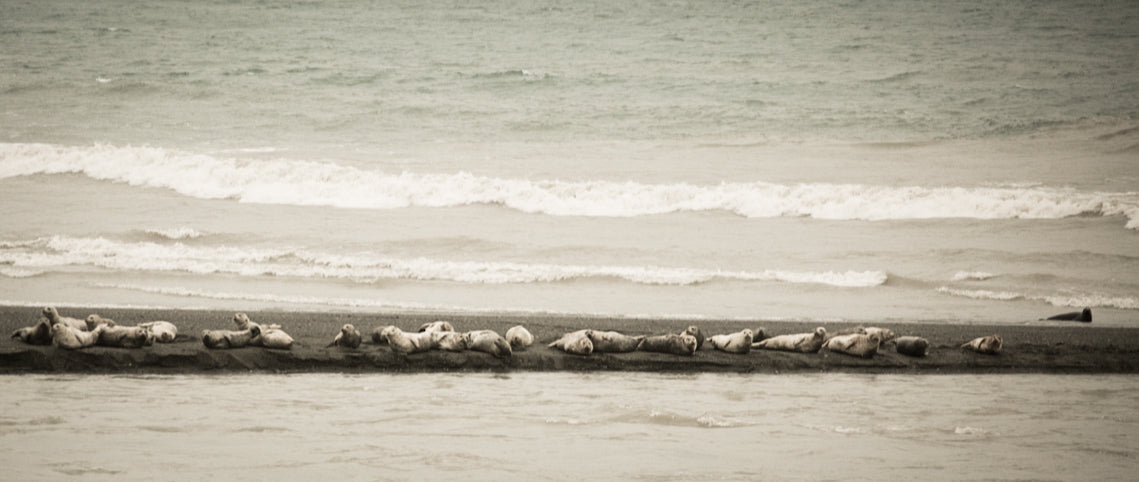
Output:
top-left (204, 313), bottom-right (294, 350)
top-left (541, 323), bottom-right (1010, 360)
top-left (355, 321), bottom-right (529, 358)
top-left (10, 307), bottom-right (179, 350)
top-left (16, 306), bottom-right (1086, 360)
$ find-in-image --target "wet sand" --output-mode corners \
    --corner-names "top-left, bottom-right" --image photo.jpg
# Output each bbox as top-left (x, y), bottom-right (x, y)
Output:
top-left (3, 306), bottom-right (1137, 374)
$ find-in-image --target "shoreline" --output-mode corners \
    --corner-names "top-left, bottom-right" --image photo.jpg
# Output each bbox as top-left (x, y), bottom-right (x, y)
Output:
top-left (3, 305), bottom-right (1137, 374)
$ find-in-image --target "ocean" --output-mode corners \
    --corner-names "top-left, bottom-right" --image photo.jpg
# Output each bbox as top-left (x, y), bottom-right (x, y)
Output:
top-left (3, 1), bottom-right (1139, 478)
top-left (0, 373), bottom-right (1136, 481)
top-left (1, 0), bottom-right (1137, 325)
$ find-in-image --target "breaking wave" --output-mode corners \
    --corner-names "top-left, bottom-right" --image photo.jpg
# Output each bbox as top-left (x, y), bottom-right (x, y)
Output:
top-left (3, 143), bottom-right (1137, 228)
top-left (143, 227), bottom-right (205, 240)
top-left (0, 235), bottom-right (888, 288)
top-left (935, 287), bottom-right (1139, 310)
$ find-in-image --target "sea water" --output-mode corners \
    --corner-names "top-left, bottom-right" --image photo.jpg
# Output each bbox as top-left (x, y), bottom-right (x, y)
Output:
top-left (3, 2), bottom-right (1139, 477)
top-left (1, 0), bottom-right (1137, 325)
top-left (1, 373), bottom-right (1137, 481)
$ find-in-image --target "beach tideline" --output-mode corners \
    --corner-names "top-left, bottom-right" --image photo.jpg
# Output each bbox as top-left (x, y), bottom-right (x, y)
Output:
top-left (3, 306), bottom-right (1136, 374)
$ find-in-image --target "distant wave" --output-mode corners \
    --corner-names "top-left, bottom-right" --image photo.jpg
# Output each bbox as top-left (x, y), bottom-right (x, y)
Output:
top-left (0, 236), bottom-right (888, 288)
top-left (3, 143), bottom-right (1137, 228)
top-left (0, 266), bottom-right (43, 278)
top-left (935, 287), bottom-right (1139, 310)
top-left (143, 227), bottom-right (204, 240)
top-left (951, 271), bottom-right (997, 281)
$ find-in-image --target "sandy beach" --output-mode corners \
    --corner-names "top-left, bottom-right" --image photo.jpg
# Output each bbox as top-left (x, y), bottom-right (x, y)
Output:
top-left (3, 305), bottom-right (1136, 374)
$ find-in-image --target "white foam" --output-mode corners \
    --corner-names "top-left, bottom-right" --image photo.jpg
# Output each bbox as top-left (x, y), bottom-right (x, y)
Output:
top-left (935, 287), bottom-right (1024, 301)
top-left (951, 271), bottom-right (997, 281)
top-left (935, 286), bottom-right (1139, 310)
top-left (0, 267), bottom-right (43, 278)
top-left (1041, 294), bottom-right (1139, 310)
top-left (144, 227), bottom-right (204, 240)
top-left (91, 283), bottom-right (443, 311)
top-left (0, 235), bottom-right (888, 288)
top-left (954, 426), bottom-right (995, 436)
top-left (3, 143), bottom-right (1137, 228)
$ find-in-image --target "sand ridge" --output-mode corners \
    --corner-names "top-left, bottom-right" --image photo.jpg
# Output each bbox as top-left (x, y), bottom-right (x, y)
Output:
top-left (3, 306), bottom-right (1137, 374)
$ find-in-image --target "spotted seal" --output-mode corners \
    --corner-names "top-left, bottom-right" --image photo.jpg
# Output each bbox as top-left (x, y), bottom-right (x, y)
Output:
top-left (505, 325), bottom-right (534, 350)
top-left (431, 330), bottom-right (468, 352)
top-left (751, 327), bottom-right (827, 354)
top-left (12, 319), bottom-right (52, 345)
top-left (85, 314), bottom-right (117, 331)
top-left (380, 326), bottom-right (434, 354)
top-left (139, 321), bottom-right (178, 343)
top-left (52, 324), bottom-right (105, 350)
top-left (97, 325), bottom-right (154, 348)
top-left (548, 329), bottom-right (594, 356)
top-left (587, 330), bottom-right (643, 353)
top-left (43, 307), bottom-right (86, 332)
top-left (678, 326), bottom-right (705, 350)
top-left (328, 324), bottom-right (362, 349)
top-left (418, 321), bottom-right (456, 333)
top-left (823, 332), bottom-right (880, 358)
top-left (961, 334), bottom-right (1002, 355)
top-left (708, 329), bottom-right (754, 354)
top-left (465, 330), bottom-right (512, 358)
top-left (640, 333), bottom-right (698, 356)
top-left (202, 325), bottom-right (260, 349)
top-left (232, 313), bottom-right (293, 349)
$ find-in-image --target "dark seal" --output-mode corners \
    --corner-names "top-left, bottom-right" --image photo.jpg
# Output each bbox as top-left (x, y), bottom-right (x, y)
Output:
top-left (894, 336), bottom-right (930, 357)
top-left (1042, 308), bottom-right (1091, 323)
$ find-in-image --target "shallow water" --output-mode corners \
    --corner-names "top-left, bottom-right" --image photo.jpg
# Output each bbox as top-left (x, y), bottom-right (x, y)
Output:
top-left (1, 373), bottom-right (1136, 481)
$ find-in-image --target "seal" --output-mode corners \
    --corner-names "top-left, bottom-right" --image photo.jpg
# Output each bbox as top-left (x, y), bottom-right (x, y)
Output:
top-left (328, 324), bottom-right (363, 349)
top-left (751, 327), bottom-right (767, 344)
top-left (961, 334), bottom-right (1002, 355)
top-left (863, 327), bottom-right (896, 344)
top-left (232, 313), bottom-right (263, 330)
top-left (548, 329), bottom-right (594, 356)
top-left (252, 325), bottom-right (295, 350)
top-left (202, 325), bottom-right (260, 349)
top-left (587, 330), bottom-right (644, 353)
top-left (97, 325), bottom-right (154, 348)
top-left (894, 336), bottom-right (930, 357)
top-left (380, 326), bottom-right (434, 354)
top-left (823, 333), bottom-right (880, 358)
top-left (708, 329), bottom-right (754, 354)
top-left (51, 324), bottom-right (105, 350)
top-left (418, 321), bottom-right (456, 333)
top-left (85, 314), bottom-right (117, 331)
top-left (232, 313), bottom-right (293, 349)
top-left (43, 307), bottom-right (87, 332)
top-left (12, 318), bottom-right (52, 345)
top-left (640, 333), bottom-right (698, 356)
top-left (432, 330), bottom-right (468, 352)
top-left (829, 326), bottom-right (895, 344)
top-left (505, 325), bottom-right (534, 350)
top-left (139, 321), bottom-right (178, 343)
top-left (751, 327), bottom-right (827, 354)
top-left (465, 330), bottom-right (512, 358)
top-left (679, 326), bottom-right (705, 350)
top-left (371, 326), bottom-right (388, 345)
top-left (1042, 308), bottom-right (1092, 323)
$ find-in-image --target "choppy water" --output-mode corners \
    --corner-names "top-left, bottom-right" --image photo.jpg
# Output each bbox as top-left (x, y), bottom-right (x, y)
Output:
top-left (0, 373), bottom-right (1136, 481)
top-left (1, 0), bottom-right (1137, 324)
